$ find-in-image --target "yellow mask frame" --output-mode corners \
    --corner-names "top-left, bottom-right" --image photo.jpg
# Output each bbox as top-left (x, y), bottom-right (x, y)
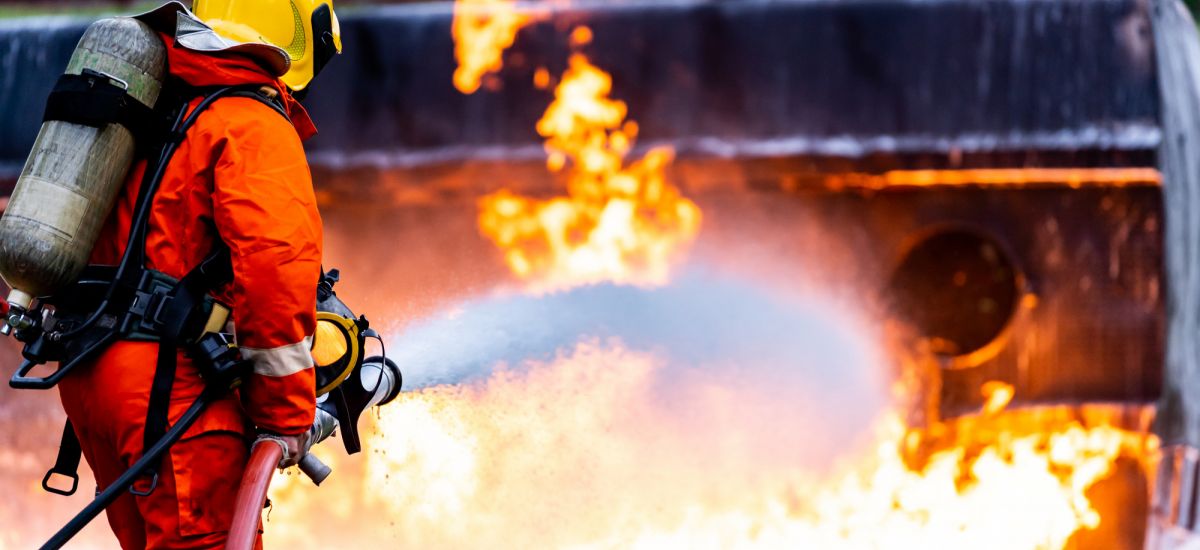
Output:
top-left (310, 311), bottom-right (361, 396)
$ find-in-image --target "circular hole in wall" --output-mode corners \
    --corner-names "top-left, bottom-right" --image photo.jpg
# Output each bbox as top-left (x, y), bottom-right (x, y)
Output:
top-left (888, 228), bottom-right (1022, 362)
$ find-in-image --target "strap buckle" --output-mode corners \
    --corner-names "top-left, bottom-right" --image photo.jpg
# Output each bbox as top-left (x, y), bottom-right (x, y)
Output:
top-left (129, 470), bottom-right (158, 497)
top-left (129, 272), bottom-right (177, 335)
top-left (130, 286), bottom-right (171, 333)
top-left (145, 289), bottom-right (174, 331)
top-left (79, 68), bottom-right (128, 91)
top-left (42, 421), bottom-right (82, 496)
top-left (41, 468), bottom-right (79, 497)
top-left (127, 269), bottom-right (222, 343)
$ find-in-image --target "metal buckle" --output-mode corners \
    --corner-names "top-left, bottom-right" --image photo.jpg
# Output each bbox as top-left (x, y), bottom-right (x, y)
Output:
top-left (79, 68), bottom-right (129, 91)
top-left (41, 468), bottom-right (79, 497)
top-left (129, 470), bottom-right (158, 497)
top-left (131, 287), bottom-right (172, 333)
top-left (147, 290), bottom-right (174, 328)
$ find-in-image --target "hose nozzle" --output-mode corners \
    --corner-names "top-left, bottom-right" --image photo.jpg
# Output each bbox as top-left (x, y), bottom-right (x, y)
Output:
top-left (298, 454), bottom-right (332, 486)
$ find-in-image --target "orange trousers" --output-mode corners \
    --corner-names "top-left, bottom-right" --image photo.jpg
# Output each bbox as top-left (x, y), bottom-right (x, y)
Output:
top-left (58, 341), bottom-right (259, 549)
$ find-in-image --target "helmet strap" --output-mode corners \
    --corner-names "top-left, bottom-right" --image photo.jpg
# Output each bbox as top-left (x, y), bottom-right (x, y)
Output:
top-left (309, 4), bottom-right (338, 89)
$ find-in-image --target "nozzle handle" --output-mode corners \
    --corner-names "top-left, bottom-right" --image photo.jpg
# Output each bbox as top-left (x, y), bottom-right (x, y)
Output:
top-left (298, 454), bottom-right (332, 486)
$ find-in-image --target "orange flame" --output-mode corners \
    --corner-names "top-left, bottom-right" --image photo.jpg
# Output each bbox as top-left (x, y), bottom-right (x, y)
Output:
top-left (981, 380), bottom-right (1016, 416)
top-left (819, 168), bottom-right (1163, 191)
top-left (452, 0), bottom-right (532, 94)
top-left (478, 52), bottom-right (702, 291)
top-left (265, 341), bottom-right (1153, 549)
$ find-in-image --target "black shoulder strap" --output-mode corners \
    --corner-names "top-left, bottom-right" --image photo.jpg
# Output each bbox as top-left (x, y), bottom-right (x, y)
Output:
top-left (135, 85), bottom-right (289, 495)
top-left (125, 84), bottom-right (290, 281)
top-left (229, 87), bottom-right (291, 122)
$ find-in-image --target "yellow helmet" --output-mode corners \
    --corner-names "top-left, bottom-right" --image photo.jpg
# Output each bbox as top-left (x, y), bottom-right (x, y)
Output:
top-left (192, 0), bottom-right (342, 91)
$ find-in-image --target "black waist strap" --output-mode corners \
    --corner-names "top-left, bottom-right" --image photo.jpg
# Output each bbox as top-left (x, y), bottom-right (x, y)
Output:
top-left (139, 246), bottom-right (233, 492)
top-left (44, 246), bottom-right (234, 498)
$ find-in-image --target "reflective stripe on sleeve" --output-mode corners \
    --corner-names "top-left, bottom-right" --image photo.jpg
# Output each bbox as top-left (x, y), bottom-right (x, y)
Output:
top-left (241, 336), bottom-right (314, 377)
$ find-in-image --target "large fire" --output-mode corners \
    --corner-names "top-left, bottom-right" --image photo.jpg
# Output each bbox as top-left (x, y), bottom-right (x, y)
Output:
top-left (477, 48), bottom-right (702, 291)
top-left (262, 339), bottom-right (1154, 549)
top-left (456, 3), bottom-right (703, 290)
top-left (257, 5), bottom-right (1159, 549)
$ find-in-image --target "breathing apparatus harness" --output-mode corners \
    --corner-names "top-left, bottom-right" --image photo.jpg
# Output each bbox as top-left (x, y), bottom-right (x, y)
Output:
top-left (6, 71), bottom-right (399, 549)
top-left (3, 79), bottom-right (279, 549)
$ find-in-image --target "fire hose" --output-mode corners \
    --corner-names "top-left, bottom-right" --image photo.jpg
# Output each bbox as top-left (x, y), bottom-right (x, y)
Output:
top-left (226, 356), bottom-right (401, 550)
top-left (228, 442), bottom-right (282, 549)
top-left (227, 413), bottom-right (335, 549)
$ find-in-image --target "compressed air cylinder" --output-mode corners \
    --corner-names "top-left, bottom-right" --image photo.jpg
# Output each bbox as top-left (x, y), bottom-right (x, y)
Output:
top-left (0, 17), bottom-right (166, 310)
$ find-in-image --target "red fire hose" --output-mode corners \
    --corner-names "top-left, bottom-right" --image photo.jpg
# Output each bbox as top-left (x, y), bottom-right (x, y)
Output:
top-left (227, 441), bottom-right (283, 550)
top-left (226, 358), bottom-right (397, 548)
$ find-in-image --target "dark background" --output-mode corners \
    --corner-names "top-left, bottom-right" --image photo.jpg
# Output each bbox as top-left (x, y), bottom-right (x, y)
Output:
top-left (0, 0), bottom-right (1190, 16)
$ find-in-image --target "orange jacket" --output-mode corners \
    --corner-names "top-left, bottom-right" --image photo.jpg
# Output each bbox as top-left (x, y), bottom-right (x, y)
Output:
top-left (85, 35), bottom-right (323, 436)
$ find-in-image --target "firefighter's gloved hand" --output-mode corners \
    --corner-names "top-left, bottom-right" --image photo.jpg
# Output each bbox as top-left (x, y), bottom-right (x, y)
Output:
top-left (256, 431), bottom-right (312, 468)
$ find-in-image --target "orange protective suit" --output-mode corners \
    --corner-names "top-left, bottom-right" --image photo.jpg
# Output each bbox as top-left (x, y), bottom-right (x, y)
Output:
top-left (56, 31), bottom-right (323, 549)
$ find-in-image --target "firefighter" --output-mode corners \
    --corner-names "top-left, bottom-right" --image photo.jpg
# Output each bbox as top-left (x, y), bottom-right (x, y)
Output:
top-left (54, 1), bottom-right (340, 547)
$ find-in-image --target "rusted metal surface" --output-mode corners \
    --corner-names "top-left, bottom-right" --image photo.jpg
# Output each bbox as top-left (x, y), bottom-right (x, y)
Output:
top-left (0, 0), bottom-right (1162, 181)
top-left (1147, 0), bottom-right (1200, 545)
top-left (753, 182), bottom-right (1163, 418)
